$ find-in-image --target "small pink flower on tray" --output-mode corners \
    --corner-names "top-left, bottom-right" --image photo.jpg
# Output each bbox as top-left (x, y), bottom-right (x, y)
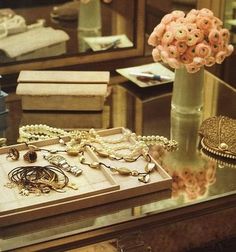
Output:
top-left (148, 8), bottom-right (234, 73)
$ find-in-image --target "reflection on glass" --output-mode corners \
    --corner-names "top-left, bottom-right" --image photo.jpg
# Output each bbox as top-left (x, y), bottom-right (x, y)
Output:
top-left (0, 0), bottom-right (136, 65)
top-left (78, 0), bottom-right (102, 32)
top-left (77, 0), bottom-right (102, 53)
top-left (150, 111), bottom-right (217, 202)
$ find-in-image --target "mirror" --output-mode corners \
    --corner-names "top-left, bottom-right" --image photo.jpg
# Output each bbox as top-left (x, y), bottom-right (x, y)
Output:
top-left (0, 0), bottom-right (145, 74)
top-left (145, 0), bottom-right (197, 34)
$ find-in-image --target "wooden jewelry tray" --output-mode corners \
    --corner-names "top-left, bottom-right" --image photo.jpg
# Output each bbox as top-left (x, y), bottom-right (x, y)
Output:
top-left (96, 127), bottom-right (172, 195)
top-left (0, 128), bottom-right (172, 227)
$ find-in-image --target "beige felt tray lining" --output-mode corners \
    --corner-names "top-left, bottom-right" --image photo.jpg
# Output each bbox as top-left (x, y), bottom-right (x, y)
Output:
top-left (0, 128), bottom-right (172, 227)
top-left (0, 138), bottom-right (118, 227)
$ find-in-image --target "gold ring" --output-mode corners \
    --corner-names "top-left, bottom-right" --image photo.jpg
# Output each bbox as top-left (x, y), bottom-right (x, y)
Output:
top-left (7, 148), bottom-right (20, 161)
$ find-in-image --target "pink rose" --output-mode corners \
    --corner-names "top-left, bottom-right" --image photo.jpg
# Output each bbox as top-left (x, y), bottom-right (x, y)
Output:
top-left (195, 43), bottom-right (211, 58)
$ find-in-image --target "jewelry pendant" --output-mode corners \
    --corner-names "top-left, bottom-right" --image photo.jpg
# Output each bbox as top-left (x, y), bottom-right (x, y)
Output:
top-left (89, 162), bottom-right (101, 169)
top-left (123, 157), bottom-right (136, 162)
top-left (145, 162), bottom-right (156, 173)
top-left (67, 149), bottom-right (79, 156)
top-left (96, 150), bottom-right (109, 158)
top-left (116, 167), bottom-right (132, 176)
top-left (109, 167), bottom-right (118, 172)
top-left (144, 174), bottom-right (150, 183)
top-left (131, 170), bottom-right (139, 176)
top-left (138, 174), bottom-right (150, 183)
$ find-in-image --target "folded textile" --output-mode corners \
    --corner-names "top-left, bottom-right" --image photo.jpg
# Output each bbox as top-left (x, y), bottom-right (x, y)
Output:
top-left (0, 27), bottom-right (69, 58)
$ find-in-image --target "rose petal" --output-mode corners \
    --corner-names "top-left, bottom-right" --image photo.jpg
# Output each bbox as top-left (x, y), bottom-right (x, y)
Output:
top-left (161, 13), bottom-right (174, 24)
top-left (220, 28), bottom-right (230, 42)
top-left (174, 25), bottom-right (188, 41)
top-left (168, 45), bottom-right (179, 58)
top-left (180, 53), bottom-right (192, 64)
top-left (171, 10), bottom-right (185, 20)
top-left (160, 50), bottom-right (169, 63)
top-left (175, 41), bottom-right (188, 55)
top-left (208, 29), bottom-right (221, 44)
top-left (205, 56), bottom-right (216, 66)
top-left (185, 63), bottom-right (201, 73)
top-left (196, 16), bottom-right (212, 31)
top-left (226, 44), bottom-right (234, 56)
top-left (148, 33), bottom-right (158, 47)
top-left (186, 33), bottom-right (198, 46)
top-left (198, 8), bottom-right (214, 18)
top-left (152, 48), bottom-right (161, 61)
top-left (190, 29), bottom-right (204, 43)
top-left (154, 23), bottom-right (166, 38)
top-left (162, 31), bottom-right (174, 44)
top-left (195, 43), bottom-right (211, 58)
top-left (186, 46), bottom-right (196, 58)
top-left (215, 51), bottom-right (227, 64)
top-left (167, 57), bottom-right (181, 69)
top-left (193, 57), bottom-right (205, 67)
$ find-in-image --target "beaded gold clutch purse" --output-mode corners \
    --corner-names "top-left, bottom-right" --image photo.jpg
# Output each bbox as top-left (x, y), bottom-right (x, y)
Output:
top-left (199, 116), bottom-right (236, 159)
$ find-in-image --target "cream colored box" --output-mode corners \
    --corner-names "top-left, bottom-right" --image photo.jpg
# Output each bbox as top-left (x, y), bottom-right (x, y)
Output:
top-left (16, 70), bottom-right (110, 111)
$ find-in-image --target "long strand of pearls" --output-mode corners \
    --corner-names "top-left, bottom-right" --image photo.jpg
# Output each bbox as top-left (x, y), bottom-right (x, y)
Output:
top-left (18, 125), bottom-right (178, 156)
top-left (18, 124), bottom-right (69, 142)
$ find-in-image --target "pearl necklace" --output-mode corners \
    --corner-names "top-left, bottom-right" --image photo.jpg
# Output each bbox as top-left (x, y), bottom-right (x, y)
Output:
top-left (18, 124), bottom-right (178, 159)
top-left (18, 124), bottom-right (69, 142)
top-left (17, 124), bottom-right (178, 184)
top-left (135, 134), bottom-right (178, 151)
top-left (88, 128), bottom-right (177, 158)
top-left (78, 128), bottom-right (150, 160)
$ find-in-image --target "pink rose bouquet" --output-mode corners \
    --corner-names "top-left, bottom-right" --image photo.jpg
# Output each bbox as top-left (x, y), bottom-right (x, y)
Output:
top-left (148, 8), bottom-right (234, 73)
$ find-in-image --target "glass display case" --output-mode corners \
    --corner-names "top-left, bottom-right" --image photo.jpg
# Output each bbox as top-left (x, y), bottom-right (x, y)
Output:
top-left (0, 1), bottom-right (236, 251)
top-left (1, 69), bottom-right (236, 252)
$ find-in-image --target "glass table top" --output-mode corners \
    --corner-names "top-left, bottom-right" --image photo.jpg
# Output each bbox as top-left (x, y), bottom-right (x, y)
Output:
top-left (1, 70), bottom-right (236, 251)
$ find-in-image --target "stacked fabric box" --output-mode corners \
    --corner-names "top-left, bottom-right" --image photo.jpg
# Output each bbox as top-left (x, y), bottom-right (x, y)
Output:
top-left (17, 70), bottom-right (110, 111)
top-left (16, 70), bottom-right (110, 129)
